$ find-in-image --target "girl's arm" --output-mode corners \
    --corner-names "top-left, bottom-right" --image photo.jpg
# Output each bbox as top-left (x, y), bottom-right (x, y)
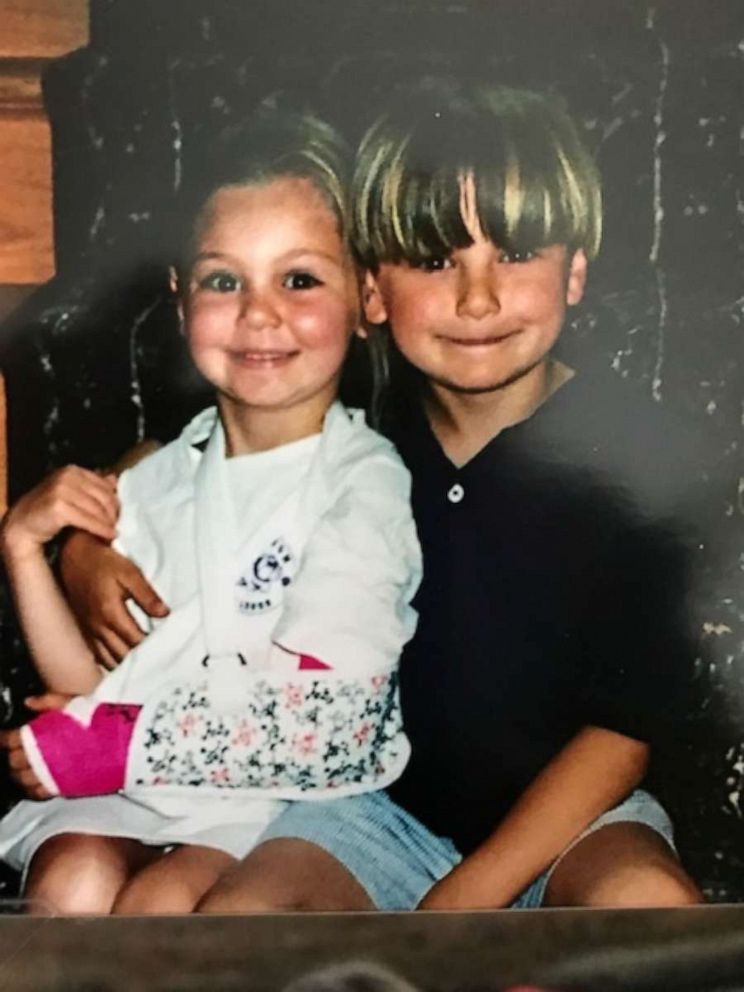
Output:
top-left (418, 725), bottom-right (648, 910)
top-left (270, 450), bottom-right (421, 677)
top-left (1, 466), bottom-right (119, 695)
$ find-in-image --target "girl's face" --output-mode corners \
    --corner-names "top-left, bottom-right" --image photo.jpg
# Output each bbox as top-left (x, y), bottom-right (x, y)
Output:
top-left (180, 177), bottom-right (359, 432)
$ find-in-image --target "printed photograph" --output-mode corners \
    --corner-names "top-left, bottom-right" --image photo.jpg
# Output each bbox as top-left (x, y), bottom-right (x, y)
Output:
top-left (0, 0), bottom-right (741, 984)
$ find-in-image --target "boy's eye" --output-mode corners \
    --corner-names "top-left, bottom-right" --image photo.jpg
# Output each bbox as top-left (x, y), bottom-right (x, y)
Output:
top-left (284, 271), bottom-right (322, 290)
top-left (414, 256), bottom-right (453, 273)
top-left (498, 247), bottom-right (537, 264)
top-left (198, 271), bottom-right (241, 293)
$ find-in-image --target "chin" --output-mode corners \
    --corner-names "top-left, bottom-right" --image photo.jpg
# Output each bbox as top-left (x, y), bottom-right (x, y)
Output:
top-left (432, 363), bottom-right (541, 395)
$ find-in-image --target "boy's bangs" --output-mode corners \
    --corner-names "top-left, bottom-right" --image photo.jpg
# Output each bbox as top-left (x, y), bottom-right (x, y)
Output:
top-left (471, 141), bottom-right (592, 257)
top-left (354, 84), bottom-right (601, 267)
top-left (359, 153), bottom-right (580, 267)
top-left (376, 163), bottom-right (481, 265)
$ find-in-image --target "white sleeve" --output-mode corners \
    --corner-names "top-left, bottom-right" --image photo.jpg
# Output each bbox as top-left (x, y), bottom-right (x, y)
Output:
top-left (271, 449), bottom-right (421, 675)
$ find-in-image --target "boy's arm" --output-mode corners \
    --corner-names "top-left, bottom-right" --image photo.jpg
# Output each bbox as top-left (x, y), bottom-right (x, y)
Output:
top-left (418, 725), bottom-right (648, 910)
top-left (59, 438), bottom-right (169, 669)
top-left (60, 533), bottom-right (168, 669)
top-left (1, 467), bottom-right (119, 695)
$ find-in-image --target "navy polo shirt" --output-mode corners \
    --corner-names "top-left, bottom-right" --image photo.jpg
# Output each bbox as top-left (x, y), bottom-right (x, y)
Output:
top-left (387, 363), bottom-right (700, 855)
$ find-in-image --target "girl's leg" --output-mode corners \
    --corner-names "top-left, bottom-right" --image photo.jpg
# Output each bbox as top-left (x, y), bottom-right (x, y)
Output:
top-left (25, 833), bottom-right (158, 915)
top-left (112, 844), bottom-right (236, 914)
top-left (196, 839), bottom-right (374, 913)
top-left (543, 822), bottom-right (702, 907)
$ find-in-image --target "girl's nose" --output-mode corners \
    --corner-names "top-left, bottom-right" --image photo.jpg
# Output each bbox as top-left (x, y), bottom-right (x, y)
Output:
top-left (238, 288), bottom-right (281, 329)
top-left (455, 266), bottom-right (501, 320)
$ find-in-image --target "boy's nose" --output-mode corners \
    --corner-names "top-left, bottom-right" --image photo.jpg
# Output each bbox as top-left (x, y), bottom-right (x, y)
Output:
top-left (455, 268), bottom-right (501, 320)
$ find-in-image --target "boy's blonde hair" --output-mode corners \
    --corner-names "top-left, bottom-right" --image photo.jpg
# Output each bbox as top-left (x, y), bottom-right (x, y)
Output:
top-left (353, 79), bottom-right (602, 269)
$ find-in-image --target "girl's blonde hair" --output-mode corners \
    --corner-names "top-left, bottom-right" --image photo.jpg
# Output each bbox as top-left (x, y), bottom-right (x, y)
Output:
top-left (177, 103), bottom-right (353, 273)
top-left (352, 78), bottom-right (602, 269)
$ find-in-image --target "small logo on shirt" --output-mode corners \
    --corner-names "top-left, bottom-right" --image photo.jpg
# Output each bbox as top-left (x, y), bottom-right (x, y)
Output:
top-left (236, 537), bottom-right (296, 613)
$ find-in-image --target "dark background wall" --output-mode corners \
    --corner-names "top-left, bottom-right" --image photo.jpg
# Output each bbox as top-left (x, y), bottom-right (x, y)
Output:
top-left (0, 0), bottom-right (741, 899)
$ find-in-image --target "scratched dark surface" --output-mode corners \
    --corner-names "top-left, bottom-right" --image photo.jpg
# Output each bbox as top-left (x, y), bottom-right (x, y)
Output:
top-left (0, 0), bottom-right (741, 900)
top-left (0, 908), bottom-right (743, 990)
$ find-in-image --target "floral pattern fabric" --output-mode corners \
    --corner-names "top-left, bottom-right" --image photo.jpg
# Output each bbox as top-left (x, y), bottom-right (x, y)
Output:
top-left (127, 670), bottom-right (407, 797)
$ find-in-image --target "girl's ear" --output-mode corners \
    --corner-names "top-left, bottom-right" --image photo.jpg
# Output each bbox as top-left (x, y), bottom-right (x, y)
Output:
top-left (169, 266), bottom-right (186, 330)
top-left (362, 270), bottom-right (389, 325)
top-left (565, 249), bottom-right (588, 306)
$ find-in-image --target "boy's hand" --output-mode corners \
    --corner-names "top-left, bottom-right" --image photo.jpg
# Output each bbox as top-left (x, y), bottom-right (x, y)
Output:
top-left (417, 855), bottom-right (509, 911)
top-left (0, 727), bottom-right (52, 800)
top-left (60, 531), bottom-right (169, 670)
top-left (1, 467), bottom-right (118, 563)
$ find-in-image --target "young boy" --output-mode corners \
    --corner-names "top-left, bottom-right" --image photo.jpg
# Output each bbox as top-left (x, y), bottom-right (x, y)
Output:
top-left (18, 81), bottom-right (702, 910)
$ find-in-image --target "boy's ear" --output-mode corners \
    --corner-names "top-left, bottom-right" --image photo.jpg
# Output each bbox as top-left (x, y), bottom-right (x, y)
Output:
top-left (565, 249), bottom-right (588, 306)
top-left (362, 270), bottom-right (389, 325)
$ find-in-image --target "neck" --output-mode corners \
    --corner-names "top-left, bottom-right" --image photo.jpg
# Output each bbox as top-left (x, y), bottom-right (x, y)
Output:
top-left (425, 359), bottom-right (573, 466)
top-left (218, 394), bottom-right (333, 457)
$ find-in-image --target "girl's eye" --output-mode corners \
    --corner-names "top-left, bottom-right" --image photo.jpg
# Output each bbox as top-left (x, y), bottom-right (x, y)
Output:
top-left (284, 271), bottom-right (322, 290)
top-left (198, 271), bottom-right (241, 293)
top-left (415, 256), bottom-right (453, 273)
top-left (499, 247), bottom-right (537, 264)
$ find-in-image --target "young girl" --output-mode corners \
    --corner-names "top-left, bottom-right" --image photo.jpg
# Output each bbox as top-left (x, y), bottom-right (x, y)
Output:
top-left (0, 106), bottom-right (420, 915)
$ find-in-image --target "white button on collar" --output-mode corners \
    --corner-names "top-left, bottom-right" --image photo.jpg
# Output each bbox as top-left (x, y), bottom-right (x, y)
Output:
top-left (447, 483), bottom-right (464, 504)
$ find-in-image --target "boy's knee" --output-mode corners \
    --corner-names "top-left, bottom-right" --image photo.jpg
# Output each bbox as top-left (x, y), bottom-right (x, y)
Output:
top-left (196, 879), bottom-right (303, 914)
top-left (579, 862), bottom-right (702, 908)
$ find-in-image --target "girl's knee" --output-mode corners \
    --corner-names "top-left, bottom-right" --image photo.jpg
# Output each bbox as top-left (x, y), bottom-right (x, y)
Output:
top-left (112, 874), bottom-right (200, 915)
top-left (113, 847), bottom-right (230, 914)
top-left (25, 834), bottom-right (129, 914)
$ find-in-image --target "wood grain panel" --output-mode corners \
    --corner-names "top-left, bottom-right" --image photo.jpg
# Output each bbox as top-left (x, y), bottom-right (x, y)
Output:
top-left (0, 0), bottom-right (88, 58)
top-left (0, 109), bottom-right (53, 284)
top-left (0, 2), bottom-right (89, 512)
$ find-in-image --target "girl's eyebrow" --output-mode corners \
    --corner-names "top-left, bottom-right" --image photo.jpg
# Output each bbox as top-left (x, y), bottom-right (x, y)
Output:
top-left (285, 248), bottom-right (342, 261)
top-left (191, 251), bottom-right (232, 264)
top-left (191, 248), bottom-right (344, 266)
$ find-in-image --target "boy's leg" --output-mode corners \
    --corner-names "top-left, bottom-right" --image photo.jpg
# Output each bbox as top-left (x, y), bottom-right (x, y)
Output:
top-left (198, 791), bottom-right (460, 914)
top-left (197, 838), bottom-right (374, 913)
top-left (25, 833), bottom-right (157, 914)
top-left (543, 822), bottom-right (702, 907)
top-left (112, 844), bottom-right (236, 914)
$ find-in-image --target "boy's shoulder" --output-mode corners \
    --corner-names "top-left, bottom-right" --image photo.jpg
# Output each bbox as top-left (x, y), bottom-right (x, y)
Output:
top-left (530, 359), bottom-right (708, 523)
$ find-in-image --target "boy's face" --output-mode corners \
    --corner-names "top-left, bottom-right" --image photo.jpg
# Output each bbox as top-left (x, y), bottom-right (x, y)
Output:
top-left (363, 200), bottom-right (587, 397)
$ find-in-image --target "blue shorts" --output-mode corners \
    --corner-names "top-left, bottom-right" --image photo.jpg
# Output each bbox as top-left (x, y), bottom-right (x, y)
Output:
top-left (257, 788), bottom-right (675, 911)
